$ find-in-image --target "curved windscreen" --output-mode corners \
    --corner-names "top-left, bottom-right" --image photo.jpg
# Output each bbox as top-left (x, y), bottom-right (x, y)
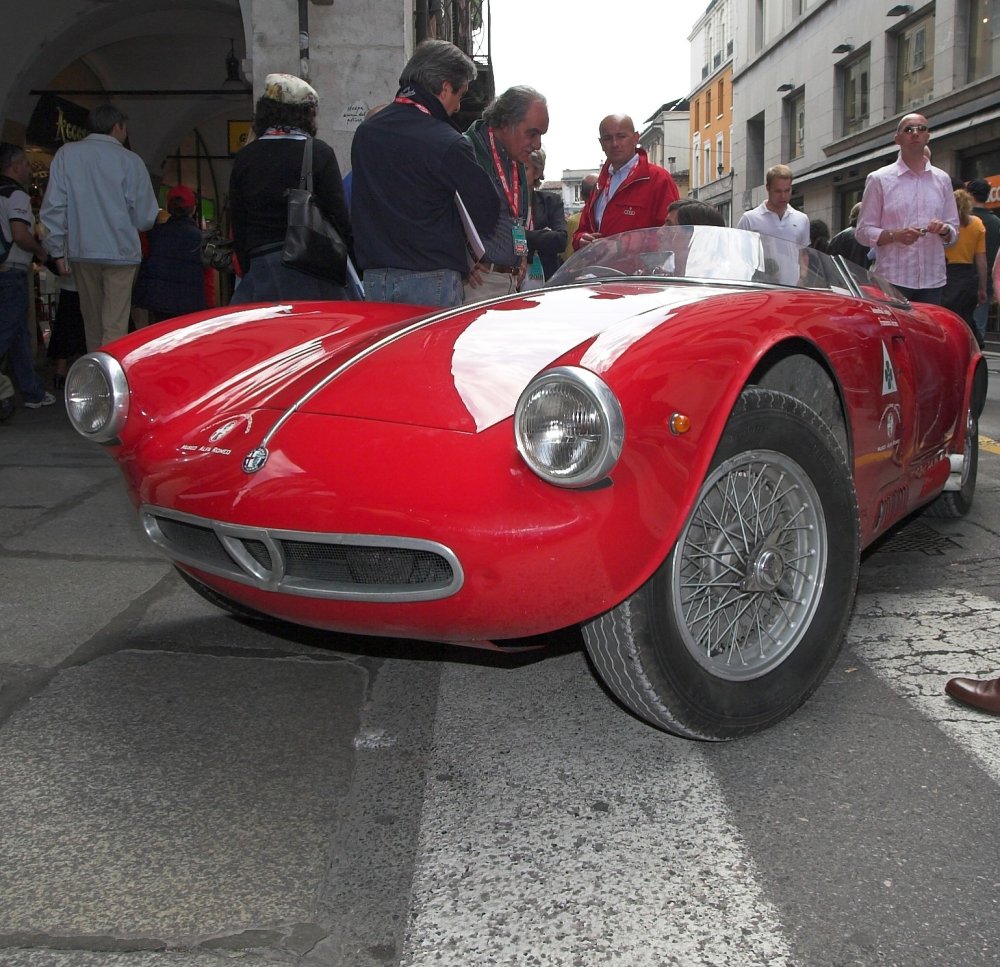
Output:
top-left (549, 225), bottom-right (894, 296)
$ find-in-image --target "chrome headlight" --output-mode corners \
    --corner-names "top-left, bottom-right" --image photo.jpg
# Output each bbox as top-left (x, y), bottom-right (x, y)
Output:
top-left (65, 353), bottom-right (129, 443)
top-left (514, 366), bottom-right (624, 488)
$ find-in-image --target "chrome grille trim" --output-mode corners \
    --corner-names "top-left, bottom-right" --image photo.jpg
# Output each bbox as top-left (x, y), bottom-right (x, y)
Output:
top-left (140, 504), bottom-right (463, 602)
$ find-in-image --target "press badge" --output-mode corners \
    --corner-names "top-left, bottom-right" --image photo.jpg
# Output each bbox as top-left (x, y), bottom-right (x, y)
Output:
top-left (512, 220), bottom-right (528, 257)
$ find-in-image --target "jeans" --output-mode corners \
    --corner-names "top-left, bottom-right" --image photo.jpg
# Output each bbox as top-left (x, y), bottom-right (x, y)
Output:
top-left (230, 249), bottom-right (348, 305)
top-left (363, 267), bottom-right (464, 308)
top-left (0, 269), bottom-right (47, 403)
top-left (972, 300), bottom-right (990, 347)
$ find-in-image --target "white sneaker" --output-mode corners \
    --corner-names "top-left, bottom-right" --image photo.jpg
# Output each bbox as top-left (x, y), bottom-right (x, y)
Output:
top-left (24, 392), bottom-right (56, 409)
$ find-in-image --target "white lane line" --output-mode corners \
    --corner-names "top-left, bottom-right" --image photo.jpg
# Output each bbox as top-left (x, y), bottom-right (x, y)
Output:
top-left (402, 654), bottom-right (792, 967)
top-left (848, 590), bottom-right (1000, 781)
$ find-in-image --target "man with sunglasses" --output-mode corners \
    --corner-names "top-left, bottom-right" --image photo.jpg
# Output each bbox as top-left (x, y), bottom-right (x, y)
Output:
top-left (856, 113), bottom-right (958, 304)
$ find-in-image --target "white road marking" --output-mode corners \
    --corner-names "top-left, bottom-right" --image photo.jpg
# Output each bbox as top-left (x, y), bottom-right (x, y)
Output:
top-left (848, 590), bottom-right (1000, 781)
top-left (353, 728), bottom-right (398, 750)
top-left (403, 591), bottom-right (1000, 963)
top-left (401, 656), bottom-right (793, 966)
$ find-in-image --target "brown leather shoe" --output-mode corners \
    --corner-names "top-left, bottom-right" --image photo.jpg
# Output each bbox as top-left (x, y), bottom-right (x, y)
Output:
top-left (945, 676), bottom-right (1000, 715)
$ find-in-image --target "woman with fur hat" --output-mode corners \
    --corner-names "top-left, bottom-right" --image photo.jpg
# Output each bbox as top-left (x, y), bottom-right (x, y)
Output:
top-left (229, 73), bottom-right (353, 303)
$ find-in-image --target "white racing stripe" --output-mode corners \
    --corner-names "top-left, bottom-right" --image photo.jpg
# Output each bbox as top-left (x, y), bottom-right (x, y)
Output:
top-left (849, 590), bottom-right (1000, 781)
top-left (402, 655), bottom-right (792, 966)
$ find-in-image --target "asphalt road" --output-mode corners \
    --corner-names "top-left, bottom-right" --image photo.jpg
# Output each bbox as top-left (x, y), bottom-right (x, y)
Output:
top-left (0, 356), bottom-right (998, 967)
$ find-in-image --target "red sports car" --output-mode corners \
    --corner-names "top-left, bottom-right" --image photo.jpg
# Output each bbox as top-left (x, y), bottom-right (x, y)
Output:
top-left (66, 226), bottom-right (986, 740)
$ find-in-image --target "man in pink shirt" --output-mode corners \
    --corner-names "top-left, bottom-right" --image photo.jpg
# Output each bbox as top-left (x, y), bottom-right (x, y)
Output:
top-left (856, 113), bottom-right (958, 303)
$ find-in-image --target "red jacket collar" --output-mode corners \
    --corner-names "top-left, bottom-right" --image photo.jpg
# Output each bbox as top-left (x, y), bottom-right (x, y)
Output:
top-left (597, 147), bottom-right (650, 191)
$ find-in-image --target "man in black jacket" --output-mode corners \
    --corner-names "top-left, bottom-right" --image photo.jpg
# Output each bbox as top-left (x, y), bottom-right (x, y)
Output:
top-left (352, 40), bottom-right (500, 307)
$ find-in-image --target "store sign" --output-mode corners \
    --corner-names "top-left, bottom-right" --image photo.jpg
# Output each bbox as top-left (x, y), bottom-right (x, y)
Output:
top-left (26, 94), bottom-right (90, 152)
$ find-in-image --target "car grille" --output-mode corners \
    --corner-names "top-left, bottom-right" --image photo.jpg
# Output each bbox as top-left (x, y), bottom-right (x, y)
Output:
top-left (140, 505), bottom-right (462, 602)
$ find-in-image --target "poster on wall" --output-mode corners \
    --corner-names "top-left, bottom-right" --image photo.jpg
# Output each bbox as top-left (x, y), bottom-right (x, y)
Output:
top-left (228, 120), bottom-right (251, 156)
top-left (26, 94), bottom-right (90, 153)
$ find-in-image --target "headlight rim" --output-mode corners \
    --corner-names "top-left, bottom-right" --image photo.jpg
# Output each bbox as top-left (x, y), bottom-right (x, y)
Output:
top-left (65, 352), bottom-right (129, 443)
top-left (514, 365), bottom-right (624, 489)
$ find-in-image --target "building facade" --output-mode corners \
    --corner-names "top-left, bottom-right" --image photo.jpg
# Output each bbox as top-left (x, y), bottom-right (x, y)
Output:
top-left (730, 0), bottom-right (1000, 233)
top-left (689, 0), bottom-right (735, 223)
top-left (640, 99), bottom-right (692, 200)
top-left (0, 0), bottom-right (492, 240)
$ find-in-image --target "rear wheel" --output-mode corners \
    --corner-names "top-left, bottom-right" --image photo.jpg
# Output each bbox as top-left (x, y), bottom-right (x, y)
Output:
top-left (584, 389), bottom-right (859, 740)
top-left (924, 406), bottom-right (978, 519)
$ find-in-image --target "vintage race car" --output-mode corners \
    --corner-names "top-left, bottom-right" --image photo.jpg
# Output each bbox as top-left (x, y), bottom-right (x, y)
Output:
top-left (65, 226), bottom-right (987, 740)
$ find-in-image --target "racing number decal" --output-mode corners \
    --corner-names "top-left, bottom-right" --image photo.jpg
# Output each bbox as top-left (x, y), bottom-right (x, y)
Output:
top-left (881, 341), bottom-right (898, 396)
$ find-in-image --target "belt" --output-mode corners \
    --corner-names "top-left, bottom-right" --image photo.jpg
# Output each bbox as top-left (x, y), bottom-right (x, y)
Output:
top-left (481, 262), bottom-right (519, 275)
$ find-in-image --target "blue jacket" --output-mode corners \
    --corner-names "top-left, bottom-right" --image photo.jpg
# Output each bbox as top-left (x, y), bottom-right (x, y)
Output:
top-left (133, 216), bottom-right (206, 317)
top-left (351, 85), bottom-right (500, 274)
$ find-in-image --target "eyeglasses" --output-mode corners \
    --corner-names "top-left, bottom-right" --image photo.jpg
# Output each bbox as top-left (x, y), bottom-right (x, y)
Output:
top-left (902, 124), bottom-right (929, 134)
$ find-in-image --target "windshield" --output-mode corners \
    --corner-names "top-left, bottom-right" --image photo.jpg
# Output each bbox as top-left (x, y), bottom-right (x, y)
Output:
top-left (550, 225), bottom-right (857, 293)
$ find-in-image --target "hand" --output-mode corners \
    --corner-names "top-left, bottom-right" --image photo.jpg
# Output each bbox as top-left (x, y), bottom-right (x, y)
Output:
top-left (926, 219), bottom-right (949, 238)
top-left (466, 262), bottom-right (485, 289)
top-left (56, 257), bottom-right (72, 276)
top-left (577, 233), bottom-right (600, 247)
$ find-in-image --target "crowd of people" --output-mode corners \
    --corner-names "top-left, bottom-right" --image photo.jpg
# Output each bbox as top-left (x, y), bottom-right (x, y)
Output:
top-left (2, 52), bottom-right (998, 399)
top-left (1, 103), bottom-right (208, 422)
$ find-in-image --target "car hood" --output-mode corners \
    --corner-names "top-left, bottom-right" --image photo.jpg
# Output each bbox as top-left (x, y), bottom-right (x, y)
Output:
top-left (119, 285), bottom-right (718, 436)
top-left (306, 284), bottom-right (715, 432)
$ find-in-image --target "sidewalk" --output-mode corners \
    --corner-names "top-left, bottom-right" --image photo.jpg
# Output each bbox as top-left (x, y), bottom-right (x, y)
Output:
top-left (0, 400), bottom-right (373, 964)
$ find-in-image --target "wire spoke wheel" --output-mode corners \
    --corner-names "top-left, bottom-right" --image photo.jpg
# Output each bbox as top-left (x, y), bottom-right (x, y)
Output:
top-left (672, 450), bottom-right (825, 681)
top-left (583, 388), bottom-right (859, 740)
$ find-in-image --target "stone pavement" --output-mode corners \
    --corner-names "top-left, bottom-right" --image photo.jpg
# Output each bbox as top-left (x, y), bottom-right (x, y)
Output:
top-left (0, 401), bottom-right (404, 964)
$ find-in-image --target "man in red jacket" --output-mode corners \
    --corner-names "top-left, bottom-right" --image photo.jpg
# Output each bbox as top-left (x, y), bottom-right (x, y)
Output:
top-left (573, 114), bottom-right (679, 251)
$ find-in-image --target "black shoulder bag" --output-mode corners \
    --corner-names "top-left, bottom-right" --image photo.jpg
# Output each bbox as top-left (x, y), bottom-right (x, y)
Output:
top-left (281, 138), bottom-right (348, 284)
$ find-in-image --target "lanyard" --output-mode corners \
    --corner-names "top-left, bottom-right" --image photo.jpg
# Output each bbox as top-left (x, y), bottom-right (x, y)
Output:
top-left (487, 128), bottom-right (521, 218)
top-left (393, 96), bottom-right (431, 116)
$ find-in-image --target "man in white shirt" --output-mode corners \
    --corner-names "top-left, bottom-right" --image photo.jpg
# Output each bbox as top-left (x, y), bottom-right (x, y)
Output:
top-left (737, 164), bottom-right (810, 246)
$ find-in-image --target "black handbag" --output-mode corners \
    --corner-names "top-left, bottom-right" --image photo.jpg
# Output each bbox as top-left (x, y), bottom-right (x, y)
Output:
top-left (281, 138), bottom-right (348, 284)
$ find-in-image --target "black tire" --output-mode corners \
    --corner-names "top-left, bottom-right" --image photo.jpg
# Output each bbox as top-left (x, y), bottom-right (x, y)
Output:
top-left (583, 388), bottom-right (860, 741)
top-left (175, 567), bottom-right (275, 623)
top-left (923, 406), bottom-right (978, 519)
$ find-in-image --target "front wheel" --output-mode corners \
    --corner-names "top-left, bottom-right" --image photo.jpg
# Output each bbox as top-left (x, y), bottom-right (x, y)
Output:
top-left (584, 388), bottom-right (860, 740)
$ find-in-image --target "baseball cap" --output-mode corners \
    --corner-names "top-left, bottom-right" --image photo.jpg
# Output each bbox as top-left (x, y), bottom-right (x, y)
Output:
top-left (262, 73), bottom-right (319, 106)
top-left (966, 179), bottom-right (991, 202)
top-left (166, 184), bottom-right (197, 209)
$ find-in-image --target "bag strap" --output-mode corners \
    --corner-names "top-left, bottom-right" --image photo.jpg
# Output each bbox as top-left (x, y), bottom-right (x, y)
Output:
top-left (299, 137), bottom-right (314, 192)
